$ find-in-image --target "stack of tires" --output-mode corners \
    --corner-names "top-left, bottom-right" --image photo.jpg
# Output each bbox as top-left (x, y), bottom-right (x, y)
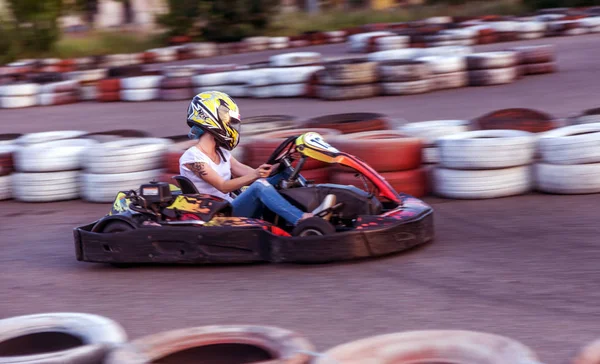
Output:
top-left (97, 78), bottom-right (122, 102)
top-left (192, 67), bottom-right (248, 99)
top-left (535, 123), bottom-right (600, 195)
top-left (517, 21), bottom-right (547, 39)
top-left (509, 45), bottom-right (556, 76)
top-left (0, 83), bottom-right (39, 109)
top-left (38, 80), bottom-right (80, 106)
top-left (186, 42), bottom-right (219, 58)
top-left (347, 31), bottom-right (394, 53)
top-left (427, 28), bottom-right (477, 47)
top-left (146, 47), bottom-right (178, 63)
top-left (316, 59), bottom-right (379, 101)
top-left (248, 53), bottom-right (323, 99)
top-left (80, 138), bottom-right (172, 203)
top-left (159, 66), bottom-right (196, 101)
top-left (580, 16), bottom-right (600, 33)
top-left (11, 131), bottom-right (94, 202)
top-left (66, 69), bottom-right (108, 101)
top-left (378, 60), bottom-right (433, 96)
top-left (243, 36), bottom-right (271, 52)
top-left (329, 131), bottom-right (427, 197)
top-left (301, 112), bottom-right (394, 134)
top-left (120, 75), bottom-right (163, 102)
top-left (465, 51), bottom-right (519, 86)
top-left (398, 120), bottom-right (470, 166)
top-left (0, 134), bottom-right (20, 201)
top-left (417, 55), bottom-right (468, 91)
top-left (368, 35), bottom-right (410, 52)
top-left (432, 130), bottom-right (536, 199)
top-left (242, 128), bottom-right (341, 184)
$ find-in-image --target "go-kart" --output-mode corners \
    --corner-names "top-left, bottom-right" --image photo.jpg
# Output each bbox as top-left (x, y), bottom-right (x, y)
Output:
top-left (73, 132), bottom-right (434, 265)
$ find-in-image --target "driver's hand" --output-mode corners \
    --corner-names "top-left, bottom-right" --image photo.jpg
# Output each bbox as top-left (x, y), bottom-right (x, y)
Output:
top-left (254, 164), bottom-right (273, 179)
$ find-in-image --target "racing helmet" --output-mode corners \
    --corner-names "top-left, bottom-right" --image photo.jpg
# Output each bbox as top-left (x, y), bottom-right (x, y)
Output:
top-left (186, 91), bottom-right (241, 151)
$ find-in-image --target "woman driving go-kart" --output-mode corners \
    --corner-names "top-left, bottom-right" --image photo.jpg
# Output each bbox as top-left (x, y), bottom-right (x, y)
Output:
top-left (179, 90), bottom-right (337, 227)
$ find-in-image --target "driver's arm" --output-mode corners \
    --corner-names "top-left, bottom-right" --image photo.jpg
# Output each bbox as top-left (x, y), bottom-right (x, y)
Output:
top-left (230, 157), bottom-right (256, 178)
top-left (184, 162), bottom-right (260, 194)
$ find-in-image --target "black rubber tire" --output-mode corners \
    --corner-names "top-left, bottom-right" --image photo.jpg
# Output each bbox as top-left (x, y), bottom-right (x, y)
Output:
top-left (292, 217), bottom-right (336, 237)
top-left (102, 221), bottom-right (135, 234)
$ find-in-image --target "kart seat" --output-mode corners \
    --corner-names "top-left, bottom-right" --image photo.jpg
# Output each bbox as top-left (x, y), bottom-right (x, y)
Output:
top-left (172, 175), bottom-right (200, 194)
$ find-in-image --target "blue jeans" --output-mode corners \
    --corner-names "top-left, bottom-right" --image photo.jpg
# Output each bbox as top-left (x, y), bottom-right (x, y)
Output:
top-left (231, 172), bottom-right (305, 225)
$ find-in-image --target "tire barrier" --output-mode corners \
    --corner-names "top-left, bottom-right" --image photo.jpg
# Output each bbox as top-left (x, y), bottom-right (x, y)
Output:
top-left (313, 330), bottom-right (540, 364)
top-left (398, 119), bottom-right (471, 165)
top-left (465, 51), bottom-right (519, 86)
top-left (0, 40), bottom-right (560, 106)
top-left (433, 130), bottom-right (537, 199)
top-left (0, 312), bottom-right (127, 364)
top-left (315, 59), bottom-right (379, 101)
top-left (4, 105), bottom-right (600, 203)
top-left (105, 325), bottom-right (314, 364)
top-left (329, 130), bottom-right (426, 197)
top-left (80, 138), bottom-right (172, 203)
top-left (535, 123), bottom-right (600, 194)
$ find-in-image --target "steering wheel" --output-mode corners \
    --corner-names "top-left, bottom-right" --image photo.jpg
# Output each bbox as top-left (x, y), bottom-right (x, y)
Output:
top-left (265, 135), bottom-right (308, 187)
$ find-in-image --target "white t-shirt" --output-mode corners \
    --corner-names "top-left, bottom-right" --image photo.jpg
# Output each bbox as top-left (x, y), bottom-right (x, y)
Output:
top-left (179, 146), bottom-right (233, 202)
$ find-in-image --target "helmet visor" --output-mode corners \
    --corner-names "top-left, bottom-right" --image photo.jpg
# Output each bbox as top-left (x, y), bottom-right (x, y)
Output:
top-left (217, 104), bottom-right (241, 134)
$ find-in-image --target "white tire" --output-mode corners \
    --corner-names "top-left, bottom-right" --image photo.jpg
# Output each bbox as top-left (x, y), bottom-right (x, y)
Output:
top-left (423, 147), bottom-right (440, 164)
top-left (537, 123), bottom-right (600, 164)
top-left (399, 120), bottom-right (470, 145)
top-left (433, 166), bottom-right (532, 199)
top-left (11, 171), bottom-right (80, 202)
top-left (161, 65), bottom-right (198, 78)
top-left (431, 71), bottom-right (468, 90)
top-left (368, 49), bottom-right (423, 62)
top-left (248, 83), bottom-right (306, 98)
top-left (265, 66), bottom-right (323, 85)
top-left (348, 32), bottom-right (394, 52)
top-left (466, 51), bottom-right (519, 69)
top-left (192, 72), bottom-right (234, 87)
top-left (15, 139), bottom-right (97, 172)
top-left (421, 46), bottom-right (473, 58)
top-left (83, 138), bottom-right (171, 174)
top-left (0, 175), bottom-right (11, 200)
top-left (66, 69), bottom-right (108, 83)
top-left (121, 76), bottom-right (164, 90)
top-left (269, 36), bottom-right (290, 49)
top-left (437, 129), bottom-right (536, 169)
top-left (269, 52), bottom-right (322, 67)
top-left (194, 85), bottom-right (247, 98)
top-left (468, 67), bottom-right (518, 86)
top-left (535, 163), bottom-right (600, 194)
top-left (519, 21), bottom-right (547, 32)
top-left (374, 36), bottom-right (409, 51)
top-left (417, 56), bottom-right (466, 74)
top-left (0, 83), bottom-right (40, 97)
top-left (0, 96), bottom-right (38, 109)
top-left (80, 85), bottom-right (97, 101)
top-left (380, 80), bottom-right (432, 95)
top-left (80, 169), bottom-right (164, 203)
top-left (518, 32), bottom-right (545, 40)
top-left (39, 80), bottom-right (79, 94)
top-left (15, 131), bottom-right (87, 146)
top-left (120, 88), bottom-right (159, 102)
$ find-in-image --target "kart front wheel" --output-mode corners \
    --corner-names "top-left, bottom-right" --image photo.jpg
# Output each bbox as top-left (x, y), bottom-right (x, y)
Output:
top-left (102, 220), bottom-right (135, 234)
top-left (292, 217), bottom-right (335, 237)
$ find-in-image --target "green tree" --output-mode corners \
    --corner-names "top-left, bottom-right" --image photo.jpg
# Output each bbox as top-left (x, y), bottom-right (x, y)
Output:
top-left (6, 0), bottom-right (63, 53)
top-left (158, 0), bottom-right (280, 42)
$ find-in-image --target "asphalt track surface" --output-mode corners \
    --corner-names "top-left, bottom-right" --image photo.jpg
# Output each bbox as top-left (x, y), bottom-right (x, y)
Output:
top-left (1, 34), bottom-right (600, 363)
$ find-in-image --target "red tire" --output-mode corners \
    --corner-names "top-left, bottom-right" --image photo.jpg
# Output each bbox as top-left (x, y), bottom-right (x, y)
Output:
top-left (329, 130), bottom-right (422, 172)
top-left (331, 168), bottom-right (428, 198)
top-left (301, 112), bottom-right (392, 134)
top-left (163, 139), bottom-right (197, 174)
top-left (98, 79), bottom-right (121, 93)
top-left (0, 151), bottom-right (14, 176)
top-left (98, 91), bottom-right (121, 102)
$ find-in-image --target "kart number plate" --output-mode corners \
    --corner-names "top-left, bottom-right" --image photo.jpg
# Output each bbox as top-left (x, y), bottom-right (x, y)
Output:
top-left (304, 132), bottom-right (339, 153)
top-left (143, 187), bottom-right (159, 196)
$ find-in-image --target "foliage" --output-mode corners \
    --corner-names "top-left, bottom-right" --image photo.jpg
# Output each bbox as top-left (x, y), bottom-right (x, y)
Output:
top-left (6, 0), bottom-right (63, 53)
top-left (158, 0), bottom-right (280, 42)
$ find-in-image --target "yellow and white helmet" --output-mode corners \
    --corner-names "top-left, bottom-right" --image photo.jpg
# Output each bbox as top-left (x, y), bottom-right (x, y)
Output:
top-left (186, 91), bottom-right (241, 150)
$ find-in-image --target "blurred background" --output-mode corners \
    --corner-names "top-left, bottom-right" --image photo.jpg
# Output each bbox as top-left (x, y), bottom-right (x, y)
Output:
top-left (0, 0), bottom-right (597, 64)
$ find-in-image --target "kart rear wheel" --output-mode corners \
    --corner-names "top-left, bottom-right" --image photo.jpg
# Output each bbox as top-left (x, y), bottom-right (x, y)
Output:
top-left (102, 220), bottom-right (135, 234)
top-left (292, 217), bottom-right (335, 237)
